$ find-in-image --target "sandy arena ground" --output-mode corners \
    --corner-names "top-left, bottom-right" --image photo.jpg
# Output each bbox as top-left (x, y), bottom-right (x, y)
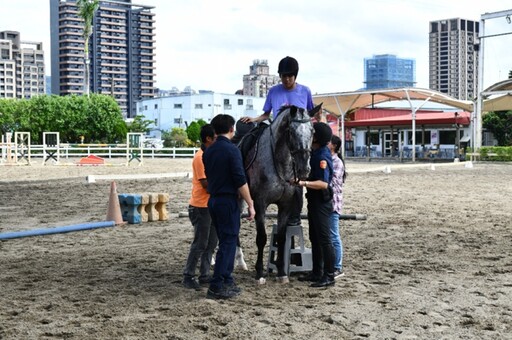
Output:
top-left (0, 157), bottom-right (511, 339)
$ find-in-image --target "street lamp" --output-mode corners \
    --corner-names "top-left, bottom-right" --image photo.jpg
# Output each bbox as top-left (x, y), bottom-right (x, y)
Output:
top-left (454, 112), bottom-right (460, 159)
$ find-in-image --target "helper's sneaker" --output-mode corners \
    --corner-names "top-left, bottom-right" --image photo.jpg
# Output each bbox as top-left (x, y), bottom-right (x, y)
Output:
top-left (298, 272), bottom-right (322, 282)
top-left (206, 287), bottom-right (238, 300)
top-left (198, 276), bottom-right (212, 285)
top-left (182, 277), bottom-right (201, 290)
top-left (310, 275), bottom-right (335, 288)
top-left (333, 269), bottom-right (345, 280)
top-left (224, 282), bottom-right (242, 296)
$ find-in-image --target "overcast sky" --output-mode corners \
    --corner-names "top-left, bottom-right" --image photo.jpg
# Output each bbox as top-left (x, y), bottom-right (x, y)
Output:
top-left (1, 0), bottom-right (511, 94)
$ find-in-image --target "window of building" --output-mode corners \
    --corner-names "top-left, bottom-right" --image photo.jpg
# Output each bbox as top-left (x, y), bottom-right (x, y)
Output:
top-left (407, 131), bottom-right (431, 145)
top-left (174, 103), bottom-right (182, 109)
top-left (154, 103), bottom-right (158, 109)
top-left (238, 99), bottom-right (243, 105)
top-left (364, 132), bottom-right (380, 145)
top-left (195, 103), bottom-right (203, 109)
top-left (439, 130), bottom-right (457, 144)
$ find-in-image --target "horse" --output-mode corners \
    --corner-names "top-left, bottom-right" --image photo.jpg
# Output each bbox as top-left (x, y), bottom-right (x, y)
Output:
top-left (240, 104), bottom-right (320, 283)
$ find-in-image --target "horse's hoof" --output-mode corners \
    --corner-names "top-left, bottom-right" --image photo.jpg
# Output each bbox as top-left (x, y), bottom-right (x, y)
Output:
top-left (276, 276), bottom-right (289, 284)
top-left (256, 277), bottom-right (266, 285)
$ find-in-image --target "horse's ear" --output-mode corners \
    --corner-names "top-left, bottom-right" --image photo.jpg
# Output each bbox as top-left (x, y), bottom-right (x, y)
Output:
top-left (308, 103), bottom-right (323, 117)
top-left (290, 105), bottom-right (298, 116)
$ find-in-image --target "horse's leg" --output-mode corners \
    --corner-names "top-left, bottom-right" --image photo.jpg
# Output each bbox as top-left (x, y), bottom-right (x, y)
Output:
top-left (275, 205), bottom-right (292, 283)
top-left (275, 223), bottom-right (289, 283)
top-left (254, 207), bottom-right (267, 283)
top-left (234, 237), bottom-right (248, 270)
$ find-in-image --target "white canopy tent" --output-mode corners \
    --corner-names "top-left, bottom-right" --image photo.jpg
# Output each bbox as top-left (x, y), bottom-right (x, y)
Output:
top-left (313, 88), bottom-right (473, 161)
top-left (481, 79), bottom-right (512, 112)
top-left (314, 84), bottom-right (512, 160)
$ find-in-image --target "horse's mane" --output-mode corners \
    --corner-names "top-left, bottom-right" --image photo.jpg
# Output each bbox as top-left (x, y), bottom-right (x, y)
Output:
top-left (272, 105), bottom-right (300, 121)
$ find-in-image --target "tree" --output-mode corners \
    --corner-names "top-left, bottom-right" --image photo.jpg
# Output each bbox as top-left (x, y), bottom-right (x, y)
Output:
top-left (0, 95), bottom-right (126, 144)
top-left (168, 127), bottom-right (188, 147)
top-left (0, 99), bottom-right (18, 134)
top-left (483, 111), bottom-right (512, 146)
top-left (127, 115), bottom-right (153, 134)
top-left (186, 121), bottom-right (201, 144)
top-left (186, 119), bottom-right (208, 144)
top-left (77, 0), bottom-right (99, 96)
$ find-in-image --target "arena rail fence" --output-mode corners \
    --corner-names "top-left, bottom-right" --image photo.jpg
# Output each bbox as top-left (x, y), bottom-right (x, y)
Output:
top-left (11, 144), bottom-right (200, 160)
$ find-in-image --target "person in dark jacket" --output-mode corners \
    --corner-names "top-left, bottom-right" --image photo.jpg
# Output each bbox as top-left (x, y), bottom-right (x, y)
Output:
top-left (297, 122), bottom-right (336, 288)
top-left (203, 114), bottom-right (255, 299)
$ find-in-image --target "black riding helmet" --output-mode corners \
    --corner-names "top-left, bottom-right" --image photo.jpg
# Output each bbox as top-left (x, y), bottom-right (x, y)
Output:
top-left (313, 122), bottom-right (332, 146)
top-left (278, 56), bottom-right (299, 78)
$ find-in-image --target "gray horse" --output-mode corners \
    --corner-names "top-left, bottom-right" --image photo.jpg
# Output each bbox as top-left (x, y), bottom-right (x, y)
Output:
top-left (241, 104), bottom-right (320, 283)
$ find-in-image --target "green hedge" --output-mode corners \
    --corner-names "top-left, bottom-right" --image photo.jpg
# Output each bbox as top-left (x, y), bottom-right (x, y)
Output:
top-left (479, 146), bottom-right (512, 161)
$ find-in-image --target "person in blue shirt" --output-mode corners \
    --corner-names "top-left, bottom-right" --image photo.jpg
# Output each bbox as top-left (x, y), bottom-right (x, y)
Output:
top-left (203, 114), bottom-right (255, 300)
top-left (296, 122), bottom-right (336, 288)
top-left (241, 56), bottom-right (314, 123)
top-left (240, 56), bottom-right (314, 227)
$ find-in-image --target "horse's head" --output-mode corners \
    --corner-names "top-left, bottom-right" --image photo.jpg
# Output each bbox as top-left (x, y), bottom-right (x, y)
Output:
top-left (283, 105), bottom-right (314, 180)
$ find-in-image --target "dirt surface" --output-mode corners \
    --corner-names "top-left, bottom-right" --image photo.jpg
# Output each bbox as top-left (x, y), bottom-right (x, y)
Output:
top-left (1, 158), bottom-right (511, 339)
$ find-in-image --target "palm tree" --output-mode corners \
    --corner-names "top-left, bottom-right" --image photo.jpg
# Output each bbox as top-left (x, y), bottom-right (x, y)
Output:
top-left (77, 0), bottom-right (99, 96)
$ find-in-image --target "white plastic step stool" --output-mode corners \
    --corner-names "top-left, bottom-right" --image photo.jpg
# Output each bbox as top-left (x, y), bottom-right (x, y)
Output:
top-left (267, 223), bottom-right (312, 275)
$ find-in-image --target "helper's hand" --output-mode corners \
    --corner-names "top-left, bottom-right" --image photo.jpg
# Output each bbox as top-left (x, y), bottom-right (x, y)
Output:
top-left (246, 205), bottom-right (255, 221)
top-left (290, 178), bottom-right (300, 186)
top-left (240, 116), bottom-right (253, 124)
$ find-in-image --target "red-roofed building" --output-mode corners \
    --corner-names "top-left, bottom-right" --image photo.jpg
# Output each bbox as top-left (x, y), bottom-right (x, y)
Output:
top-left (330, 108), bottom-right (471, 159)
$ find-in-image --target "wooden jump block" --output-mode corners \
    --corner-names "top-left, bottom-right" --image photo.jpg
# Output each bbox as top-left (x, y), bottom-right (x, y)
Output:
top-left (146, 193), bottom-right (160, 222)
top-left (119, 192), bottom-right (169, 223)
top-left (141, 193), bottom-right (170, 221)
top-left (156, 193), bottom-right (170, 221)
top-left (139, 194), bottom-right (149, 223)
top-left (118, 193), bottom-right (142, 224)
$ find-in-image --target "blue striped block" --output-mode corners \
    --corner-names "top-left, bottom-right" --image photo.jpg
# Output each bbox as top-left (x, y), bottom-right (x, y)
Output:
top-left (118, 193), bottom-right (142, 224)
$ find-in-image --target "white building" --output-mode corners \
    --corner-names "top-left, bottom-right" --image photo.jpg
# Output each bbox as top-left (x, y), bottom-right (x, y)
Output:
top-left (0, 31), bottom-right (45, 99)
top-left (136, 92), bottom-right (266, 139)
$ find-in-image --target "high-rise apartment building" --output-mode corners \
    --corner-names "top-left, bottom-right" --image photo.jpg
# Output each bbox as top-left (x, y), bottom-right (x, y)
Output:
top-left (243, 59), bottom-right (280, 97)
top-left (429, 18), bottom-right (479, 101)
top-left (50, 0), bottom-right (156, 117)
top-left (364, 54), bottom-right (416, 90)
top-left (0, 31), bottom-right (45, 99)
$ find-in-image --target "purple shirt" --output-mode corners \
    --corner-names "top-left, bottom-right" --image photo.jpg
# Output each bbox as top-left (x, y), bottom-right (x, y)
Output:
top-left (330, 153), bottom-right (345, 214)
top-left (263, 83), bottom-right (314, 118)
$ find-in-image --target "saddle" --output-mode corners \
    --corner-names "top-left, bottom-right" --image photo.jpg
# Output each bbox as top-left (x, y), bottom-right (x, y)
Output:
top-left (234, 120), bottom-right (269, 165)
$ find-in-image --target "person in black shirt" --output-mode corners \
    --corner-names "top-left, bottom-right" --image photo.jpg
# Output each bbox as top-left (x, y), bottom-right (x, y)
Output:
top-left (297, 122), bottom-right (336, 288)
top-left (203, 114), bottom-right (255, 299)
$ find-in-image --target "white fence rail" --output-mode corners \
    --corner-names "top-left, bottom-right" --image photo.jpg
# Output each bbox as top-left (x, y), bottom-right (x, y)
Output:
top-left (19, 144), bottom-right (199, 159)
